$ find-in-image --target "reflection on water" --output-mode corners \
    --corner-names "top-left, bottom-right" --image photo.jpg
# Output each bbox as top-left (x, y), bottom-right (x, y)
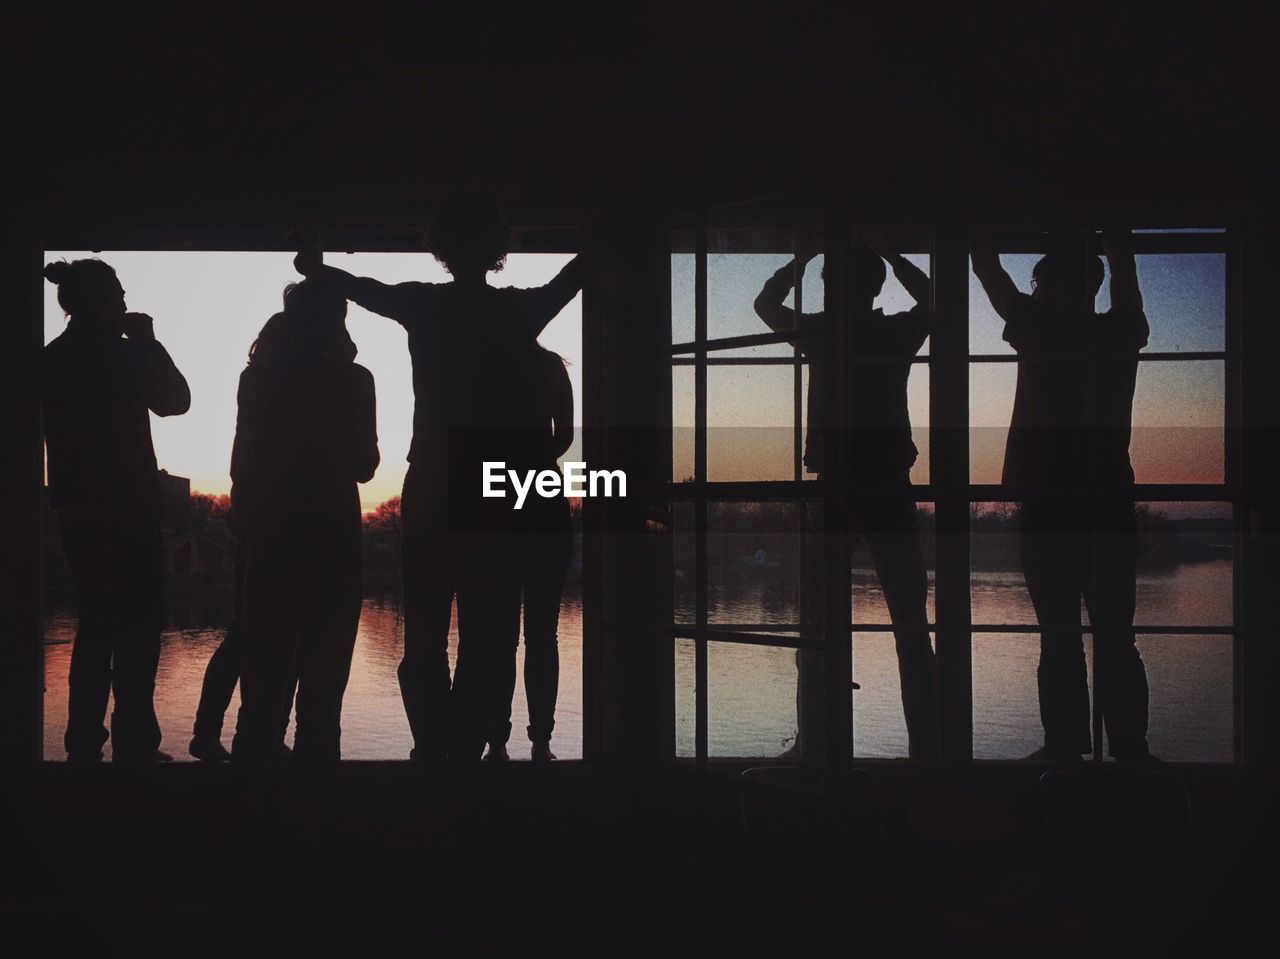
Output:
top-left (45, 561), bottom-right (1232, 764)
top-left (676, 559), bottom-right (1233, 762)
top-left (43, 590), bottom-right (584, 762)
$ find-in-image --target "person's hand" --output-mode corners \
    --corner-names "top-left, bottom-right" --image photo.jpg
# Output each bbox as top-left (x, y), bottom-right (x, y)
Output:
top-left (294, 249), bottom-right (322, 277)
top-left (121, 312), bottom-right (155, 341)
top-left (793, 233), bottom-right (822, 264)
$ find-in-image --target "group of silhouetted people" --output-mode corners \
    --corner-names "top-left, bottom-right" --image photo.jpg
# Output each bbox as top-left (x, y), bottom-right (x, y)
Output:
top-left (758, 226), bottom-right (1152, 762)
top-left (41, 202), bottom-right (1152, 768)
top-left (42, 192), bottom-right (581, 766)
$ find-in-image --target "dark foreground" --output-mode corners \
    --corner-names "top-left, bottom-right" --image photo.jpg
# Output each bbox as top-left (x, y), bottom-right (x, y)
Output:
top-left (2, 762), bottom-right (1275, 955)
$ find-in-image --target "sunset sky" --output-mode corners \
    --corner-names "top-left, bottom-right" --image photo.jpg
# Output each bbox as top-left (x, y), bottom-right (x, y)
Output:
top-left (43, 252), bottom-right (582, 510)
top-left (43, 247), bottom-right (1225, 506)
top-left (672, 250), bottom-right (1225, 486)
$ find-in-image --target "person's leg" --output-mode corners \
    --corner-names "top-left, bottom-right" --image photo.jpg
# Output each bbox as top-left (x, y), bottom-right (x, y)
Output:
top-left (792, 498), bottom-right (826, 760)
top-left (397, 477), bottom-right (455, 761)
top-left (193, 559), bottom-right (246, 747)
top-left (106, 517), bottom-right (165, 761)
top-left (292, 608), bottom-right (359, 766)
top-left (863, 494), bottom-right (937, 759)
top-left (58, 518), bottom-right (114, 760)
top-left (1085, 499), bottom-right (1149, 759)
top-left (523, 529), bottom-right (573, 747)
top-left (451, 536), bottom-right (522, 762)
top-left (231, 552), bottom-right (299, 769)
top-left (484, 536), bottom-right (523, 754)
top-left (1019, 500), bottom-right (1091, 758)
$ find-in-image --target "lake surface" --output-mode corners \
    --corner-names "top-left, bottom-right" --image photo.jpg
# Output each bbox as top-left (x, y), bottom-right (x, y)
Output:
top-left (43, 561), bottom-right (1233, 763)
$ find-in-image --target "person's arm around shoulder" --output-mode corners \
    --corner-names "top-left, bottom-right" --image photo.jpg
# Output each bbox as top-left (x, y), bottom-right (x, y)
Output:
top-left (295, 250), bottom-right (434, 327)
top-left (122, 312), bottom-right (191, 415)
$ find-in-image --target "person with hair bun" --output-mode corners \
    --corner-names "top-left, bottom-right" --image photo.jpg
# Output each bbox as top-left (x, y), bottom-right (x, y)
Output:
top-left (41, 258), bottom-right (190, 764)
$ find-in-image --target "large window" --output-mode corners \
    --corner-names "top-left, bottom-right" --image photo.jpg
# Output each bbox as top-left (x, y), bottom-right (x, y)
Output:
top-left (40, 245), bottom-right (584, 761)
top-left (669, 216), bottom-right (1238, 766)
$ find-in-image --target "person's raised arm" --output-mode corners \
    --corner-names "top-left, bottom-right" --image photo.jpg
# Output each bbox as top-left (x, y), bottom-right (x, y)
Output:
top-left (969, 226), bottom-right (1025, 322)
top-left (295, 250), bottom-right (429, 325)
top-left (517, 254), bottom-right (586, 341)
top-left (859, 227), bottom-right (931, 309)
top-left (1102, 227), bottom-right (1143, 314)
top-left (754, 251), bottom-right (823, 337)
top-left (122, 312), bottom-right (191, 415)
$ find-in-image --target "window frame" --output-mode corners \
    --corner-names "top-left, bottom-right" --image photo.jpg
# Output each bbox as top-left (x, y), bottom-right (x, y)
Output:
top-left (667, 215), bottom-right (1242, 769)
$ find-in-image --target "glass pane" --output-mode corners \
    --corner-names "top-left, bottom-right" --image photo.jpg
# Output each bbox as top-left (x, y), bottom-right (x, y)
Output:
top-left (1096, 254), bottom-right (1225, 353)
top-left (707, 641), bottom-right (820, 761)
top-left (675, 638), bottom-right (696, 758)
top-left (672, 365), bottom-right (695, 483)
top-left (673, 501), bottom-right (695, 625)
top-left (851, 503), bottom-right (935, 626)
top-left (973, 632), bottom-right (1094, 760)
top-left (969, 359), bottom-right (1223, 486)
top-left (970, 503), bottom-right (1034, 626)
top-left (707, 217), bottom-right (822, 342)
top-left (852, 632), bottom-right (921, 759)
top-left (706, 501), bottom-right (824, 632)
top-left (874, 252), bottom-right (932, 357)
top-left (970, 253), bottom-right (1038, 355)
top-left (707, 365), bottom-right (797, 482)
top-left (969, 362), bottom-right (1016, 485)
top-left (1131, 360), bottom-right (1224, 484)
top-left (972, 501), bottom-right (1232, 630)
top-left (671, 224), bottom-right (695, 346)
top-left (1134, 635), bottom-right (1233, 763)
top-left (1135, 502), bottom-right (1233, 626)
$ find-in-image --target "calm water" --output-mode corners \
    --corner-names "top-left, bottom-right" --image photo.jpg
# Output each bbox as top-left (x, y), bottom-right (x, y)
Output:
top-left (43, 561), bottom-right (1233, 763)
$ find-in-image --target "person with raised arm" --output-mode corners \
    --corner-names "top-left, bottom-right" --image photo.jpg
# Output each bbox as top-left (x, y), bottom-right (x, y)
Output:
top-left (293, 191), bottom-right (585, 761)
top-left (41, 258), bottom-right (190, 763)
top-left (753, 229), bottom-right (938, 760)
top-left (971, 226), bottom-right (1151, 762)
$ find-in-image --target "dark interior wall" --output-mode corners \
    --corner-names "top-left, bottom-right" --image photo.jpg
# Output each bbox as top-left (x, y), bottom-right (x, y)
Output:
top-left (5, 2), bottom-right (1278, 231)
top-left (3, 2), bottom-right (1279, 768)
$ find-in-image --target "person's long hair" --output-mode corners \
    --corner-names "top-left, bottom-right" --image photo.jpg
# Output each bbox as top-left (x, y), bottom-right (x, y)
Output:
top-left (282, 279), bottom-right (355, 361)
top-left (247, 311), bottom-right (294, 365)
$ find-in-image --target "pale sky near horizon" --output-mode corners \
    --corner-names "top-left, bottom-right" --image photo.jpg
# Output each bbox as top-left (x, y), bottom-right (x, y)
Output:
top-left (44, 247), bottom-right (1225, 509)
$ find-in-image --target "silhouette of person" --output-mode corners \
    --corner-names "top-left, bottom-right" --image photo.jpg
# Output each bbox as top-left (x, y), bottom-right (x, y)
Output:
top-left (484, 345), bottom-right (575, 762)
top-left (293, 191), bottom-right (584, 761)
top-left (971, 227), bottom-right (1151, 761)
top-left (754, 230), bottom-right (938, 759)
top-left (41, 259), bottom-right (191, 763)
top-left (230, 281), bottom-right (378, 767)
top-left (189, 312), bottom-right (298, 762)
